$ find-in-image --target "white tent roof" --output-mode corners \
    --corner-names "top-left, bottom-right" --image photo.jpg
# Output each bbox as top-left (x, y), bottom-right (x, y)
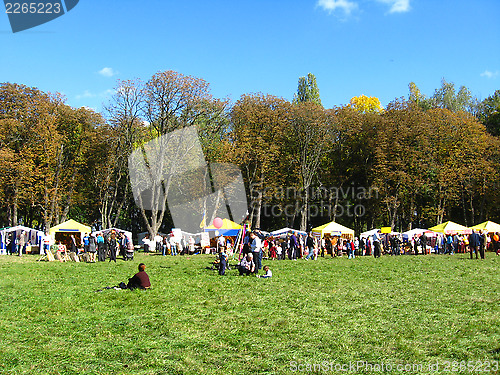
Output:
top-left (360, 228), bottom-right (380, 238)
top-left (312, 221), bottom-right (355, 237)
top-left (402, 228), bottom-right (427, 238)
top-left (270, 228), bottom-right (307, 237)
top-left (1, 225), bottom-right (44, 234)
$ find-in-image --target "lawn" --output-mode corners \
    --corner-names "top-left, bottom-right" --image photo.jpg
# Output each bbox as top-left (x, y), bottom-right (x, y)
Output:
top-left (0, 252), bottom-right (498, 374)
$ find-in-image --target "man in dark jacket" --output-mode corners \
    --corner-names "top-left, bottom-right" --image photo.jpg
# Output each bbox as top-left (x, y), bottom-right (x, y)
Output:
top-left (468, 230), bottom-right (481, 259)
top-left (289, 232), bottom-right (299, 260)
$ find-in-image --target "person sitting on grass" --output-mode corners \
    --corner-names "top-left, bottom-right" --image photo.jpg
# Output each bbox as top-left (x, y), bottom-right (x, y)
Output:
top-left (257, 265), bottom-right (272, 278)
top-left (239, 253), bottom-right (255, 276)
top-left (127, 263), bottom-right (151, 290)
top-left (97, 263), bottom-right (152, 292)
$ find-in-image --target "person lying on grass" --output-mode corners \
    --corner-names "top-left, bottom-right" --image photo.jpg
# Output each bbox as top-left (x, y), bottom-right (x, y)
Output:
top-left (96, 263), bottom-right (151, 292)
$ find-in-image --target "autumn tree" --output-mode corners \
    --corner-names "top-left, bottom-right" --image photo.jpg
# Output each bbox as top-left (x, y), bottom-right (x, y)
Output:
top-left (230, 94), bottom-right (291, 228)
top-left (349, 95), bottom-right (383, 114)
top-left (120, 71), bottom-right (230, 238)
top-left (0, 83), bottom-right (104, 230)
top-left (283, 102), bottom-right (334, 231)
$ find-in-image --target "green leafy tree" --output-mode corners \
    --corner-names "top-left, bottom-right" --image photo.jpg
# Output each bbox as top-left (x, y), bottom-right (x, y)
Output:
top-left (292, 73), bottom-right (322, 106)
top-left (431, 78), bottom-right (475, 113)
top-left (479, 89), bottom-right (500, 136)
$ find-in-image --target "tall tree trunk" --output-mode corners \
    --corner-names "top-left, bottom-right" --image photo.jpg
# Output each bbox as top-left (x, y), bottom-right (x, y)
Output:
top-left (300, 186), bottom-right (309, 232)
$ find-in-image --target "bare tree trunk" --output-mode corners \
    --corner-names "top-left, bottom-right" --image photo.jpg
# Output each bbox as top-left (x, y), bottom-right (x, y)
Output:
top-left (469, 195), bottom-right (474, 227)
top-left (300, 186), bottom-right (309, 232)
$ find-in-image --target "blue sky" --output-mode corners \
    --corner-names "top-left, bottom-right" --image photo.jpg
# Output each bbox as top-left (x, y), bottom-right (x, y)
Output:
top-left (1, 0), bottom-right (499, 113)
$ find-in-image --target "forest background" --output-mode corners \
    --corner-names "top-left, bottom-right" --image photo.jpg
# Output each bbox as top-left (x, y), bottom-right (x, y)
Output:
top-left (1, 71), bottom-right (499, 238)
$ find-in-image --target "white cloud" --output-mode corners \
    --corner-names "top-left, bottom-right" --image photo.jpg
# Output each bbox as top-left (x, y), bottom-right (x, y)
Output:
top-left (376, 0), bottom-right (411, 13)
top-left (98, 67), bottom-right (117, 77)
top-left (317, 0), bottom-right (358, 15)
top-left (481, 70), bottom-right (499, 79)
top-left (75, 89), bottom-right (115, 101)
top-left (75, 90), bottom-right (95, 100)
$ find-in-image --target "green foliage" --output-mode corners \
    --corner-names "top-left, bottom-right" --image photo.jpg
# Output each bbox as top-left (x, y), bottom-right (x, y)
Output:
top-left (478, 90), bottom-right (500, 136)
top-left (431, 78), bottom-right (474, 113)
top-left (292, 73), bottom-right (322, 106)
top-left (0, 253), bottom-right (499, 374)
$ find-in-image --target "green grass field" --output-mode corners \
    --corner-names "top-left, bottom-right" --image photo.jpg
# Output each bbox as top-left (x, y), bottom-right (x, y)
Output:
top-left (0, 252), bottom-right (498, 375)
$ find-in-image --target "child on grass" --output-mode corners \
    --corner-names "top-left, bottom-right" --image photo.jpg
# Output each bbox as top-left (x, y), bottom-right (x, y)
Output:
top-left (219, 248), bottom-right (228, 276)
top-left (257, 265), bottom-right (272, 278)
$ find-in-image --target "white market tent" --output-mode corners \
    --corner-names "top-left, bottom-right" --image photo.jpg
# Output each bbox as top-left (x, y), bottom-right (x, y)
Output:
top-left (360, 229), bottom-right (380, 238)
top-left (401, 228), bottom-right (428, 239)
top-left (471, 221), bottom-right (500, 233)
top-left (0, 225), bottom-right (45, 255)
top-left (311, 221), bottom-right (355, 238)
top-left (269, 227), bottom-right (307, 238)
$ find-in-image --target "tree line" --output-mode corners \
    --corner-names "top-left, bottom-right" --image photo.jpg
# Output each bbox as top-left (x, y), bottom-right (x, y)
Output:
top-left (0, 72), bottom-right (499, 237)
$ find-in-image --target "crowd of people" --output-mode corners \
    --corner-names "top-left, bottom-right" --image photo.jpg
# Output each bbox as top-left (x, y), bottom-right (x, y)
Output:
top-left (215, 229), bottom-right (500, 274)
top-left (38, 229), bottom-right (134, 262)
top-left (141, 233), bottom-right (197, 256)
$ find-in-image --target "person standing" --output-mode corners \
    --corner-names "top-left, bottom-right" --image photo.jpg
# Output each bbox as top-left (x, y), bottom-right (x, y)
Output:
top-left (354, 237), bottom-right (360, 257)
top-left (188, 236), bottom-right (195, 254)
top-left (18, 231), bottom-right (27, 256)
top-left (250, 231), bottom-right (263, 273)
top-left (372, 231), bottom-right (381, 258)
top-left (88, 234), bottom-right (97, 262)
top-left (41, 232), bottom-right (52, 256)
top-left (108, 232), bottom-right (118, 263)
top-left (97, 232), bottom-right (106, 261)
top-left (161, 235), bottom-right (168, 256)
top-left (119, 233), bottom-right (128, 259)
top-left (82, 233), bottom-right (90, 255)
top-left (218, 235), bottom-right (226, 252)
top-left (169, 235), bottom-right (177, 256)
top-left (289, 232), bottom-right (299, 260)
top-left (445, 234), bottom-right (453, 255)
top-left (420, 233), bottom-right (427, 255)
top-left (412, 235), bottom-right (419, 255)
top-left (324, 237), bottom-right (332, 257)
top-left (218, 248), bottom-right (228, 276)
top-left (348, 238), bottom-right (355, 259)
top-left (154, 233), bottom-right (163, 253)
top-left (70, 234), bottom-right (78, 254)
top-left (493, 233), bottom-right (500, 256)
top-left (469, 230), bottom-right (481, 259)
top-left (305, 232), bottom-right (315, 260)
top-left (478, 231), bottom-right (487, 260)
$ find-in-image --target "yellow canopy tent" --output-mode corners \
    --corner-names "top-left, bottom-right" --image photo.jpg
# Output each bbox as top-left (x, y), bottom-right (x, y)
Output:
top-left (49, 219), bottom-right (92, 249)
top-left (428, 221), bottom-right (471, 235)
top-left (311, 221), bottom-right (355, 239)
top-left (205, 219), bottom-right (242, 236)
top-left (471, 221), bottom-right (500, 233)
